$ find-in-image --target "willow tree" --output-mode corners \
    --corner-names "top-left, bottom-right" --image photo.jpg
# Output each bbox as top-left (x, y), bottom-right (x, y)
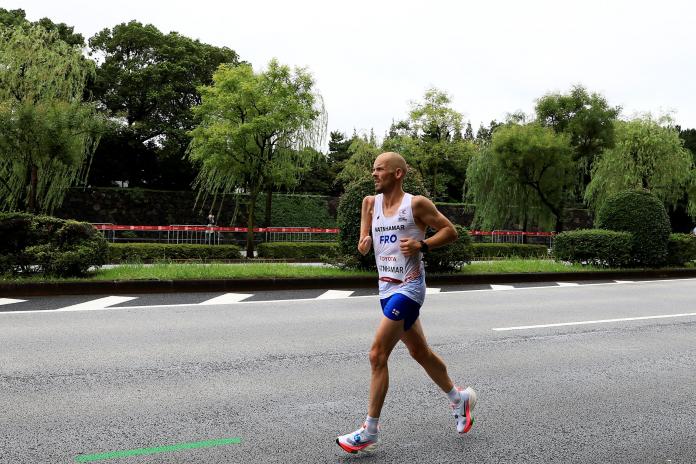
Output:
top-left (585, 116), bottom-right (696, 215)
top-left (0, 24), bottom-right (103, 213)
top-left (465, 145), bottom-right (550, 234)
top-left (465, 123), bottom-right (574, 233)
top-left (188, 59), bottom-right (326, 257)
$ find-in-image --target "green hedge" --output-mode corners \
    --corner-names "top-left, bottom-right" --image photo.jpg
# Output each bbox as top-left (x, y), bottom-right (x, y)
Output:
top-left (256, 194), bottom-right (336, 228)
top-left (596, 190), bottom-right (671, 267)
top-left (108, 243), bottom-right (242, 263)
top-left (257, 242), bottom-right (339, 260)
top-left (665, 233), bottom-right (696, 266)
top-left (472, 243), bottom-right (549, 259)
top-left (0, 213), bottom-right (108, 277)
top-left (552, 229), bottom-right (632, 267)
top-left (423, 225), bottom-right (473, 272)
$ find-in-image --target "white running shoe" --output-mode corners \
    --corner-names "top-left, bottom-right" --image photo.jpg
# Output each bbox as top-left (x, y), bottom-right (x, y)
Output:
top-left (451, 386), bottom-right (477, 434)
top-left (336, 423), bottom-right (379, 454)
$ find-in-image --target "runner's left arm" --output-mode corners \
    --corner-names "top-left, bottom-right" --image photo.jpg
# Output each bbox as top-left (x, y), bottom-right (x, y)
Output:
top-left (400, 196), bottom-right (458, 257)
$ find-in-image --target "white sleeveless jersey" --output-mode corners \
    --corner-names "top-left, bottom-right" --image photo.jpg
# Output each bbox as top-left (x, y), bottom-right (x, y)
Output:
top-left (372, 193), bottom-right (426, 304)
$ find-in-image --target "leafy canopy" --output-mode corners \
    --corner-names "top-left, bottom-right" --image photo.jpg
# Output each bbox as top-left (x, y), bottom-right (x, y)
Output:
top-left (188, 59), bottom-right (326, 256)
top-left (0, 24), bottom-right (103, 213)
top-left (585, 115), bottom-right (696, 215)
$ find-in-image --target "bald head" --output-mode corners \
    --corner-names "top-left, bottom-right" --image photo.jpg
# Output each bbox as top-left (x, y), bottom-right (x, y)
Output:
top-left (375, 152), bottom-right (408, 175)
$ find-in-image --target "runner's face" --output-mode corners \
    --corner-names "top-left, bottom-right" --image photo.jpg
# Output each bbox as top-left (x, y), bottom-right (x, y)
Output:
top-left (372, 158), bottom-right (395, 193)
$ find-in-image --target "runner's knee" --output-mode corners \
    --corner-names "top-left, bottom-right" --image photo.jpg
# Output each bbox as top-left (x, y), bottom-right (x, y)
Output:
top-left (369, 346), bottom-right (389, 370)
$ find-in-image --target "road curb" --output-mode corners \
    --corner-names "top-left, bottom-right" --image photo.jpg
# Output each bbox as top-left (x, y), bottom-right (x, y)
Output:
top-left (3, 268), bottom-right (696, 297)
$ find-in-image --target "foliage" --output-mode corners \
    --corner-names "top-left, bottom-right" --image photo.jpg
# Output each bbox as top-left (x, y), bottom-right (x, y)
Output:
top-left (585, 116), bottom-right (696, 215)
top-left (0, 8), bottom-right (85, 46)
top-left (188, 59), bottom-right (326, 257)
top-left (86, 20), bottom-right (241, 189)
top-left (0, 213), bottom-right (108, 276)
top-left (254, 194), bottom-right (336, 228)
top-left (595, 190), bottom-right (671, 267)
top-left (382, 88), bottom-right (474, 201)
top-left (334, 138), bottom-right (380, 189)
top-left (337, 176), bottom-right (428, 270)
top-left (535, 85), bottom-right (620, 193)
top-left (422, 225), bottom-right (472, 272)
top-left (472, 243), bottom-right (549, 259)
top-left (552, 229), bottom-right (632, 267)
top-left (0, 24), bottom-right (104, 214)
top-left (108, 243), bottom-right (241, 263)
top-left (665, 233), bottom-right (696, 266)
top-left (466, 123), bottom-right (574, 232)
top-left (257, 242), bottom-right (338, 260)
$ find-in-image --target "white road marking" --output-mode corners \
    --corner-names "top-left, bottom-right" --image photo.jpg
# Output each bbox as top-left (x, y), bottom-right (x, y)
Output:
top-left (3, 277), bottom-right (696, 315)
top-left (426, 287), bottom-right (441, 294)
top-left (490, 284), bottom-right (514, 291)
top-left (492, 312), bottom-right (696, 331)
top-left (444, 277), bottom-right (696, 295)
top-left (316, 290), bottom-right (354, 299)
top-left (199, 293), bottom-right (253, 305)
top-left (56, 296), bottom-right (137, 312)
top-left (556, 282), bottom-right (580, 287)
top-left (0, 298), bottom-right (26, 305)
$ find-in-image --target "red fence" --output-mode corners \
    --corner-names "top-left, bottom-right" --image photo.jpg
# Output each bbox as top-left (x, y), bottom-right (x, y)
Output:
top-left (92, 224), bottom-right (339, 233)
top-left (92, 224), bottom-right (554, 246)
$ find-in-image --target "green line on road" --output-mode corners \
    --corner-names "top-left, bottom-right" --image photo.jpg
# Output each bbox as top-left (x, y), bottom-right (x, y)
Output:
top-left (74, 437), bottom-right (242, 462)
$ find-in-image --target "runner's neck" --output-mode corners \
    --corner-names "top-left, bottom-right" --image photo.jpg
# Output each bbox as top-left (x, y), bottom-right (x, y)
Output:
top-left (381, 189), bottom-right (405, 216)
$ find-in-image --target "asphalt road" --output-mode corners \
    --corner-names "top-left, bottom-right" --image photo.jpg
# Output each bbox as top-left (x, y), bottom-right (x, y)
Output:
top-left (2, 278), bottom-right (695, 463)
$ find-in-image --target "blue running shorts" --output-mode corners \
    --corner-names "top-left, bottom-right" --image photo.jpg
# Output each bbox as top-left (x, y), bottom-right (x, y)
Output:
top-left (380, 292), bottom-right (422, 331)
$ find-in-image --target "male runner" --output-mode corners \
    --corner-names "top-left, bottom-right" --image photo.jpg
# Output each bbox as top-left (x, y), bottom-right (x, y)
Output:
top-left (336, 152), bottom-right (477, 454)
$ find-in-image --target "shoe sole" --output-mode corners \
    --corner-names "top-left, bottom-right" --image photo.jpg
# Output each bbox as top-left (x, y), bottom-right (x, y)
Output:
top-left (336, 439), bottom-right (377, 454)
top-left (459, 387), bottom-right (477, 435)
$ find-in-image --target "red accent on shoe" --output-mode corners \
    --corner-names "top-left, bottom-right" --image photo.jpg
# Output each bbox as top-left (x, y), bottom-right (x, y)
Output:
top-left (336, 438), bottom-right (373, 453)
top-left (460, 400), bottom-right (473, 434)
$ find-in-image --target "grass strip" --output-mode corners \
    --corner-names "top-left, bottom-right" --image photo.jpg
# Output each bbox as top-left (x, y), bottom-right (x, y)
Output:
top-left (2, 259), bottom-right (692, 283)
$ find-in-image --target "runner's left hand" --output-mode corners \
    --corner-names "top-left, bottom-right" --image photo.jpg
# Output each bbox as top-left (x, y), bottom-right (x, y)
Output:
top-left (400, 238), bottom-right (421, 257)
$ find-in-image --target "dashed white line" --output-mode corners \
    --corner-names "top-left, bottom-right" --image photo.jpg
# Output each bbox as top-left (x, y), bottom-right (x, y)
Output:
top-left (3, 277), bottom-right (696, 314)
top-left (426, 287), bottom-right (441, 294)
top-left (199, 293), bottom-right (253, 305)
top-left (490, 284), bottom-right (515, 291)
top-left (316, 290), bottom-right (354, 299)
top-left (56, 296), bottom-right (137, 312)
top-left (0, 298), bottom-right (26, 306)
top-left (492, 312), bottom-right (696, 331)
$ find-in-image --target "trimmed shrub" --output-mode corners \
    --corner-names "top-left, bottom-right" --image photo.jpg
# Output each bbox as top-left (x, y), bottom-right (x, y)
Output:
top-left (423, 225), bottom-right (473, 272)
top-left (257, 242), bottom-right (338, 260)
top-left (665, 233), bottom-right (696, 266)
top-left (0, 213), bottom-right (108, 277)
top-left (255, 194), bottom-right (336, 228)
top-left (595, 190), bottom-right (670, 267)
top-left (552, 229), bottom-right (632, 267)
top-left (336, 174), bottom-right (428, 270)
top-left (472, 243), bottom-right (549, 259)
top-left (108, 243), bottom-right (242, 263)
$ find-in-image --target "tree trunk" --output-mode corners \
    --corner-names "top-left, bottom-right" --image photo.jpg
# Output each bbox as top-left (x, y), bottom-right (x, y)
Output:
top-left (522, 212), bottom-right (529, 244)
top-left (246, 193), bottom-right (258, 258)
top-left (28, 164), bottom-right (38, 214)
top-left (264, 187), bottom-right (272, 227)
top-left (432, 164), bottom-right (438, 200)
